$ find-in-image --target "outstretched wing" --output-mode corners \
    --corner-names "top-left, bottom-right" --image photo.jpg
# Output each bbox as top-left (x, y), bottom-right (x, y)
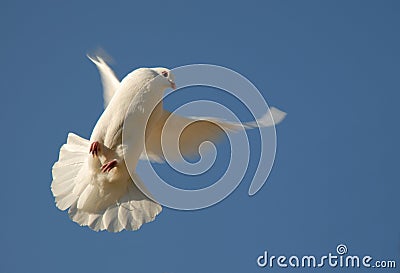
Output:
top-left (142, 106), bottom-right (286, 162)
top-left (88, 54), bottom-right (287, 163)
top-left (87, 55), bottom-right (120, 108)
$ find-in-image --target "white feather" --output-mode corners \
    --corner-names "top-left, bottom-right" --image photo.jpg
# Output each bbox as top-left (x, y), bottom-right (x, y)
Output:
top-left (51, 66), bottom-right (167, 232)
top-left (51, 54), bottom-right (285, 232)
top-left (87, 55), bottom-right (120, 108)
top-left (84, 55), bottom-right (287, 163)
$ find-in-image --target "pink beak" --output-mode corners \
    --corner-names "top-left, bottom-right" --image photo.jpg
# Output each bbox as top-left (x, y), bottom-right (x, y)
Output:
top-left (170, 81), bottom-right (176, 90)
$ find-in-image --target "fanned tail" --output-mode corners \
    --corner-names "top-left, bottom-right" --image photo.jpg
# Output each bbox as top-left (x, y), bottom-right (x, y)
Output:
top-left (68, 179), bottom-right (162, 232)
top-left (51, 133), bottom-right (162, 232)
top-left (51, 133), bottom-right (89, 210)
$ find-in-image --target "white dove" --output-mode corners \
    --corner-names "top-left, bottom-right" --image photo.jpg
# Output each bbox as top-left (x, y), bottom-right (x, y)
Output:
top-left (51, 55), bottom-right (286, 232)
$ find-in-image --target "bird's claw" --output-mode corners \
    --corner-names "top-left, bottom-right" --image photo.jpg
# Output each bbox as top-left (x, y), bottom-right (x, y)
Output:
top-left (101, 159), bottom-right (117, 173)
top-left (90, 141), bottom-right (100, 157)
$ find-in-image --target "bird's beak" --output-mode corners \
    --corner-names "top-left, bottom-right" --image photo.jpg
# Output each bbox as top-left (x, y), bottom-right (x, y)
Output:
top-left (169, 81), bottom-right (176, 90)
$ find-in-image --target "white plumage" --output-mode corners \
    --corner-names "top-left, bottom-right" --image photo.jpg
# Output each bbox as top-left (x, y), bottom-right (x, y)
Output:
top-left (51, 54), bottom-right (286, 232)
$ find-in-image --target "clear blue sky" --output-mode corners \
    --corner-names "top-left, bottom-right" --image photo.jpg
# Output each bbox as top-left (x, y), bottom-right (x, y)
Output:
top-left (1, 1), bottom-right (399, 272)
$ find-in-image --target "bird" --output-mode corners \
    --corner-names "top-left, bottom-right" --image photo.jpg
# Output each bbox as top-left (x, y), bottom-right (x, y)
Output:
top-left (51, 54), bottom-right (287, 232)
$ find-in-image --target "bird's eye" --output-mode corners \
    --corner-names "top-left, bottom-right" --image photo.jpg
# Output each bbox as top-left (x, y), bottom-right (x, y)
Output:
top-left (161, 71), bottom-right (168, 77)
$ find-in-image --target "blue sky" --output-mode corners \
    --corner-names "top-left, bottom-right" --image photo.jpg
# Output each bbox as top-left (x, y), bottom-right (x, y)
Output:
top-left (1, 0), bottom-right (400, 272)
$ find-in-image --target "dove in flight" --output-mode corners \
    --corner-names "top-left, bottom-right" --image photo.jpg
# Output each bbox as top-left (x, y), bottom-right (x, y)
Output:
top-left (51, 54), bottom-right (286, 232)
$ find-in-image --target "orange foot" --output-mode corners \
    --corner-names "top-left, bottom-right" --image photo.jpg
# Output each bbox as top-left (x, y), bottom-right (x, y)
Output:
top-left (101, 159), bottom-right (117, 173)
top-left (90, 141), bottom-right (100, 157)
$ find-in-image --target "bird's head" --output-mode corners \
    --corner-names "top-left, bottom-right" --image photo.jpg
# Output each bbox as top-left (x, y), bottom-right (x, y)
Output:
top-left (151, 67), bottom-right (176, 90)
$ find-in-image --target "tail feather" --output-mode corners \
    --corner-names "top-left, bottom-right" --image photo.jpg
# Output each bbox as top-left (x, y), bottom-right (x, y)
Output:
top-left (88, 213), bottom-right (103, 231)
top-left (55, 191), bottom-right (78, 211)
top-left (103, 205), bottom-right (122, 232)
top-left (51, 133), bottom-right (89, 210)
top-left (51, 133), bottom-right (162, 232)
top-left (68, 180), bottom-right (162, 232)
